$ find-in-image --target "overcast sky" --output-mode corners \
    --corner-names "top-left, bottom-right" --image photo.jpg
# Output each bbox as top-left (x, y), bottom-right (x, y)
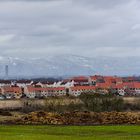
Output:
top-left (0, 0), bottom-right (140, 58)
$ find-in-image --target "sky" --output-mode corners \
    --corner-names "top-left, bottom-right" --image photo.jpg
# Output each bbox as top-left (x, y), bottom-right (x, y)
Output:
top-left (0, 0), bottom-right (140, 58)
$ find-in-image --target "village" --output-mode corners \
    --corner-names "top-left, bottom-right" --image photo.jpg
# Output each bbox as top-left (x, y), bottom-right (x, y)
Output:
top-left (0, 75), bottom-right (140, 99)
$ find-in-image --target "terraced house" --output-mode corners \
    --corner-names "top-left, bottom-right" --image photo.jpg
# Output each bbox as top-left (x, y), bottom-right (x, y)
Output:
top-left (24, 86), bottom-right (66, 98)
top-left (1, 86), bottom-right (22, 99)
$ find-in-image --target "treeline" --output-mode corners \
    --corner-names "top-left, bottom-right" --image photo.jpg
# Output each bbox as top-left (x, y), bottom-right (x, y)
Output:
top-left (19, 94), bottom-right (140, 113)
top-left (80, 93), bottom-right (140, 112)
top-left (79, 94), bottom-right (124, 112)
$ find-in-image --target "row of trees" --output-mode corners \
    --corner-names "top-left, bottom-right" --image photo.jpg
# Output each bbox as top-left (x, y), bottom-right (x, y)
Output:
top-left (16, 93), bottom-right (140, 113)
top-left (79, 93), bottom-right (124, 112)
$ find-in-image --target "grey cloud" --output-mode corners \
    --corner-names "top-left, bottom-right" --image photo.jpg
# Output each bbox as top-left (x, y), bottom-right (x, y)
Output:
top-left (0, 0), bottom-right (139, 58)
top-left (75, 0), bottom-right (132, 9)
top-left (0, 0), bottom-right (59, 2)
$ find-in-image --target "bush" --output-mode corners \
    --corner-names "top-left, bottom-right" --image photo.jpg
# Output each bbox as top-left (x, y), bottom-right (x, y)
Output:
top-left (79, 93), bottom-right (124, 112)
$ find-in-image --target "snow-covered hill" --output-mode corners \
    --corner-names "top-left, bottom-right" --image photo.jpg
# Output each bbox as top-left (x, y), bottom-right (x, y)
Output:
top-left (0, 54), bottom-right (139, 78)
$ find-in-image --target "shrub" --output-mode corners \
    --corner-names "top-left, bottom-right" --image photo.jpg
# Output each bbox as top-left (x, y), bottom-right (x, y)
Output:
top-left (79, 93), bottom-right (124, 112)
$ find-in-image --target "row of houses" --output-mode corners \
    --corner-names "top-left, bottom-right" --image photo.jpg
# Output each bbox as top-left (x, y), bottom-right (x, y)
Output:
top-left (0, 85), bottom-right (96, 99)
top-left (0, 75), bottom-right (138, 87)
top-left (0, 75), bottom-right (140, 99)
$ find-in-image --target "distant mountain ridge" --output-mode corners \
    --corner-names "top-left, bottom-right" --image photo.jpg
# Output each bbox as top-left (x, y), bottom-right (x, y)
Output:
top-left (0, 54), bottom-right (139, 78)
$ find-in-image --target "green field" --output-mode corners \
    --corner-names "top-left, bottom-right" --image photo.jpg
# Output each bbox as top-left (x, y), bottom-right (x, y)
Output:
top-left (0, 125), bottom-right (140, 140)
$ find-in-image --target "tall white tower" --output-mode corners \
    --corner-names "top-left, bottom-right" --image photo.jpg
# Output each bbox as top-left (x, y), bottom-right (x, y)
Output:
top-left (5, 65), bottom-right (9, 79)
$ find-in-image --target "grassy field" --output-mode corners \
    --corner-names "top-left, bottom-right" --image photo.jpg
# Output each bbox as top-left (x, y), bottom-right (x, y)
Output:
top-left (0, 125), bottom-right (139, 140)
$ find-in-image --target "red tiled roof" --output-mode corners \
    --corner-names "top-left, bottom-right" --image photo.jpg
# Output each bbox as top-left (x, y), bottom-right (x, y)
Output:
top-left (2, 86), bottom-right (22, 93)
top-left (111, 84), bottom-right (124, 89)
top-left (115, 77), bottom-right (123, 82)
top-left (111, 82), bottom-right (140, 89)
top-left (71, 76), bottom-right (89, 82)
top-left (70, 86), bottom-right (96, 91)
top-left (103, 76), bottom-right (123, 84)
top-left (96, 83), bottom-right (112, 89)
top-left (90, 75), bottom-right (103, 80)
top-left (27, 86), bottom-right (48, 92)
top-left (27, 86), bottom-right (65, 92)
top-left (48, 87), bottom-right (65, 91)
top-left (127, 82), bottom-right (140, 89)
